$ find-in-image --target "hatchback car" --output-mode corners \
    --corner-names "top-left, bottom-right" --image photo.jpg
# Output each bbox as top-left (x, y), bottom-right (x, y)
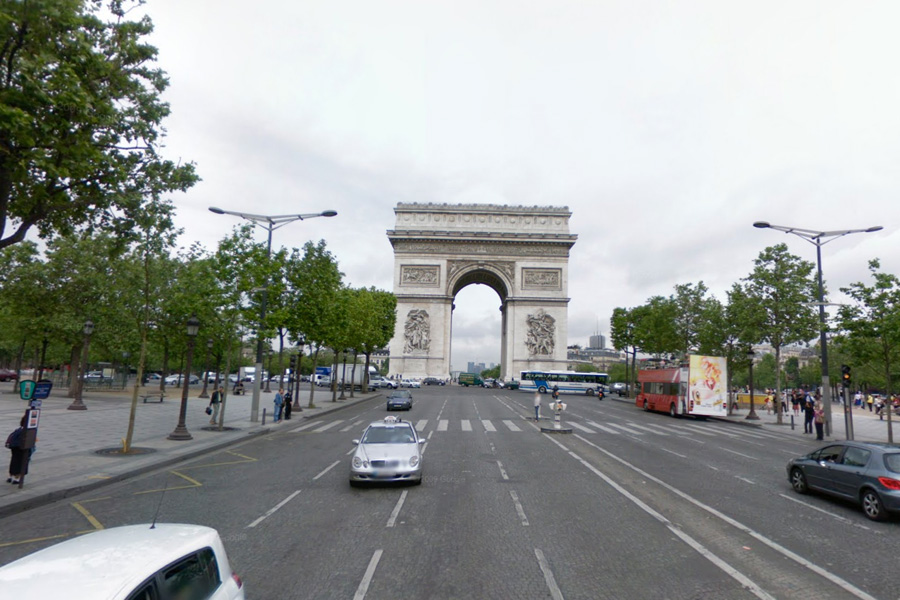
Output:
top-left (0, 523), bottom-right (245, 599)
top-left (400, 379), bottom-right (421, 388)
top-left (0, 368), bottom-right (19, 382)
top-left (350, 416), bottom-right (424, 485)
top-left (786, 441), bottom-right (900, 521)
top-left (386, 390), bottom-right (413, 411)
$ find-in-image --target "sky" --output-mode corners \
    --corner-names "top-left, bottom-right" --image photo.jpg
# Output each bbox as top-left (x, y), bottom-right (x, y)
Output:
top-left (137, 1), bottom-right (900, 368)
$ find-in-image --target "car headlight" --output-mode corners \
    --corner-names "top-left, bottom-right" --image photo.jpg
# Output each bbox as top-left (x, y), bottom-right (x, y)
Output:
top-left (352, 457), bottom-right (362, 468)
top-left (409, 455), bottom-right (419, 467)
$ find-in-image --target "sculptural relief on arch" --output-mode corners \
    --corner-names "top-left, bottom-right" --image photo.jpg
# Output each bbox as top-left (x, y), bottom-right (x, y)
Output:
top-left (387, 203), bottom-right (576, 380)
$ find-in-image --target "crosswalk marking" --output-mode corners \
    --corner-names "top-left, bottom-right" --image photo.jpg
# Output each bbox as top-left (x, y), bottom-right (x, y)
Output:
top-left (568, 422), bottom-right (595, 433)
top-left (482, 419), bottom-right (497, 432)
top-left (605, 423), bottom-right (645, 435)
top-left (461, 419), bottom-right (472, 431)
top-left (587, 420), bottom-right (621, 434)
top-left (291, 421), bottom-right (321, 433)
top-left (502, 420), bottom-right (521, 432)
top-left (624, 422), bottom-right (670, 436)
top-left (674, 424), bottom-right (718, 437)
top-left (437, 419), bottom-right (449, 431)
top-left (312, 420), bottom-right (344, 433)
top-left (415, 419), bottom-right (428, 431)
top-left (340, 420), bottom-right (363, 432)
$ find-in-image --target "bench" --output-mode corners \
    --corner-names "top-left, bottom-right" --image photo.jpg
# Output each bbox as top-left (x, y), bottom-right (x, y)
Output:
top-left (141, 393), bottom-right (166, 403)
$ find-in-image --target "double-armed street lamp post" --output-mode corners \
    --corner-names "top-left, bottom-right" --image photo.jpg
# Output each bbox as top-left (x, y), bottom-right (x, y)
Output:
top-left (68, 319), bottom-right (94, 411)
top-left (209, 207), bottom-right (337, 423)
top-left (753, 221), bottom-right (882, 436)
top-left (746, 347), bottom-right (758, 420)
top-left (168, 315), bottom-right (200, 441)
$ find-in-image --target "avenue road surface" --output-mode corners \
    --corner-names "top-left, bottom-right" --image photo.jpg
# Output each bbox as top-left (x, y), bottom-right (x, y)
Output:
top-left (0, 385), bottom-right (896, 599)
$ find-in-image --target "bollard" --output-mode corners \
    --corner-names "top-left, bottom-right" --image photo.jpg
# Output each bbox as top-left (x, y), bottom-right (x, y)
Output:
top-left (262, 408), bottom-right (267, 426)
top-left (790, 414), bottom-right (794, 430)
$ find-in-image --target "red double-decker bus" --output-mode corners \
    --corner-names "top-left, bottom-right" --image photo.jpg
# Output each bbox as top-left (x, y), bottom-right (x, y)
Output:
top-left (636, 355), bottom-right (728, 418)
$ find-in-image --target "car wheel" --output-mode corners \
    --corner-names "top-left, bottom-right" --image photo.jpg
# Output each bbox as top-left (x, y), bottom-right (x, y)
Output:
top-left (861, 489), bottom-right (887, 521)
top-left (538, 386), bottom-right (547, 394)
top-left (669, 403), bottom-right (677, 418)
top-left (790, 468), bottom-right (808, 494)
top-left (586, 388), bottom-right (594, 396)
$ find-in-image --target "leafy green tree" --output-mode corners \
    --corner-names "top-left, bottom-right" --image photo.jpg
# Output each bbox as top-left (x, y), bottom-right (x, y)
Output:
top-left (356, 288), bottom-right (397, 390)
top-left (671, 282), bottom-right (711, 356)
top-left (610, 307), bottom-right (640, 391)
top-left (481, 365), bottom-right (501, 379)
top-left (574, 363), bottom-right (600, 373)
top-left (0, 0), bottom-right (197, 249)
top-left (633, 296), bottom-right (679, 358)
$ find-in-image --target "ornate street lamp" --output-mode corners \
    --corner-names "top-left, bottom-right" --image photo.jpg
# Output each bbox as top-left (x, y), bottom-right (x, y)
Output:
top-left (68, 320), bottom-right (94, 411)
top-left (746, 347), bottom-right (759, 421)
top-left (168, 315), bottom-right (200, 440)
top-left (199, 338), bottom-right (214, 398)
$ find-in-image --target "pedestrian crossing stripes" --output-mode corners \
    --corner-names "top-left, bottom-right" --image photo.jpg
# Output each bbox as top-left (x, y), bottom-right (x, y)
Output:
top-left (461, 419), bottom-right (472, 431)
top-left (482, 419), bottom-right (497, 432)
top-left (437, 419), bottom-right (449, 431)
top-left (312, 420), bottom-right (343, 433)
top-left (502, 420), bottom-right (521, 432)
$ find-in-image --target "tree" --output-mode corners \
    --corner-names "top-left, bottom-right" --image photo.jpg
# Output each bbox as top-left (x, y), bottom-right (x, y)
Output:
top-left (481, 365), bottom-right (501, 379)
top-left (740, 244), bottom-right (818, 424)
top-left (671, 282), bottom-right (711, 356)
top-left (836, 259), bottom-right (899, 443)
top-left (632, 296), bottom-right (679, 358)
top-left (0, 0), bottom-right (197, 249)
top-left (574, 363), bottom-right (600, 373)
top-left (355, 288), bottom-right (397, 391)
top-left (610, 307), bottom-right (640, 392)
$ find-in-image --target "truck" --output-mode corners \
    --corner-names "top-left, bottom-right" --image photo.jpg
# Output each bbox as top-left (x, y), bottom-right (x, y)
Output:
top-left (635, 355), bottom-right (728, 418)
top-left (318, 364), bottom-right (379, 389)
top-left (458, 372), bottom-right (484, 387)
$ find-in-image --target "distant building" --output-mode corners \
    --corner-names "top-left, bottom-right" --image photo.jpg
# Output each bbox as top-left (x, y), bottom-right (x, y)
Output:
top-left (589, 334), bottom-right (606, 350)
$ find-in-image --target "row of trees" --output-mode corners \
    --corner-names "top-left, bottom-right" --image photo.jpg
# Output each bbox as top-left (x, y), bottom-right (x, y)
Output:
top-left (610, 244), bottom-right (898, 440)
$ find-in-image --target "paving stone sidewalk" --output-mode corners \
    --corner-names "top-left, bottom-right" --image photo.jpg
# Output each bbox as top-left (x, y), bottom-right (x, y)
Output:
top-left (0, 384), bottom-right (380, 517)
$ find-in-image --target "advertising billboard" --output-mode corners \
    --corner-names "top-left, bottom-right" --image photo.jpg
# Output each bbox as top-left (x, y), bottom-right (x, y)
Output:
top-left (688, 355), bottom-right (727, 416)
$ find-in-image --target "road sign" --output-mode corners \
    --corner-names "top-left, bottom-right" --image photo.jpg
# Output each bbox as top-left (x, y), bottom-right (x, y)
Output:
top-left (29, 399), bottom-right (42, 409)
top-left (18, 380), bottom-right (35, 401)
top-left (32, 379), bottom-right (53, 400)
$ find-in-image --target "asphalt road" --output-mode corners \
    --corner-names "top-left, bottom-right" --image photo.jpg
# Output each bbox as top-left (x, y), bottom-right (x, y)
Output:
top-left (1, 386), bottom-right (896, 599)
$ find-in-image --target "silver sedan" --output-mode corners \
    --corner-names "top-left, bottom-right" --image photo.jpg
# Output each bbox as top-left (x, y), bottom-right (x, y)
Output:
top-left (350, 417), bottom-right (424, 486)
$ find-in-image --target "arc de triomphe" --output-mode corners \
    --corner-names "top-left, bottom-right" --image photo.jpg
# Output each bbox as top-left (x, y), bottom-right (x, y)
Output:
top-left (386, 203), bottom-right (577, 380)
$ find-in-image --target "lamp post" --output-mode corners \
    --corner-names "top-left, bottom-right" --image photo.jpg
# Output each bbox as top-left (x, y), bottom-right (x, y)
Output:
top-left (753, 221), bottom-right (882, 436)
top-left (68, 320), bottom-right (94, 410)
top-left (209, 207), bottom-right (337, 422)
top-left (746, 347), bottom-right (759, 420)
top-left (168, 315), bottom-right (200, 441)
top-left (293, 337), bottom-right (304, 410)
top-left (37, 334), bottom-right (49, 381)
top-left (199, 338), bottom-right (214, 398)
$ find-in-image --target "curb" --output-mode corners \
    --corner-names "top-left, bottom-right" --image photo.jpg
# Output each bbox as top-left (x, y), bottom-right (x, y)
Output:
top-left (0, 428), bottom-right (271, 519)
top-left (296, 392), bottom-right (383, 420)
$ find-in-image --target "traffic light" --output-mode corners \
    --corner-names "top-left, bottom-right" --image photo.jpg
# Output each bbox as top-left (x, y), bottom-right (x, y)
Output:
top-left (841, 364), bottom-right (851, 387)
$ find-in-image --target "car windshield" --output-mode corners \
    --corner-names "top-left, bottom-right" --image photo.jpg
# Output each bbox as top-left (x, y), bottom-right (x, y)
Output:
top-left (389, 392), bottom-right (411, 399)
top-left (885, 453), bottom-right (900, 473)
top-left (362, 426), bottom-right (415, 444)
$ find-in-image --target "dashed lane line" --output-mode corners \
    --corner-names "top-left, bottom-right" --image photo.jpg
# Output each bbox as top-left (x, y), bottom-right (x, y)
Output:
top-left (719, 447), bottom-right (758, 461)
top-left (496, 460), bottom-right (510, 480)
top-left (313, 460), bottom-right (341, 481)
top-left (534, 549), bottom-right (565, 600)
top-left (509, 490), bottom-right (529, 526)
top-left (353, 549), bottom-right (383, 600)
top-left (246, 490), bottom-right (302, 528)
top-left (386, 490), bottom-right (408, 528)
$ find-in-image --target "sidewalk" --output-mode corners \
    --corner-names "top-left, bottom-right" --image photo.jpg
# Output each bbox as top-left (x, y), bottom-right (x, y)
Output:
top-left (0, 385), bottom-right (380, 517)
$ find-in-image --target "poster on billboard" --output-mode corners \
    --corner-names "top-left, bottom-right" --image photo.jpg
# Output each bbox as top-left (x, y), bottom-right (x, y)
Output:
top-left (688, 355), bottom-right (727, 416)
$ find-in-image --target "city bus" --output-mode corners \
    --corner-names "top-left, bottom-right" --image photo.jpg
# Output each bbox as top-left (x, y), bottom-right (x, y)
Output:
top-left (635, 355), bottom-right (727, 417)
top-left (519, 370), bottom-right (608, 397)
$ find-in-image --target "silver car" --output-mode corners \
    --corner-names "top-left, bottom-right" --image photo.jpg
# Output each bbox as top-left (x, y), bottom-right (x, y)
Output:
top-left (350, 417), bottom-right (424, 486)
top-left (786, 441), bottom-right (900, 521)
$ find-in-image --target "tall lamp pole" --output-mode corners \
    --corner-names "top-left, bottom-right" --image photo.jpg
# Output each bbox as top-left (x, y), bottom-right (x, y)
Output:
top-left (209, 207), bottom-right (337, 423)
top-left (68, 320), bottom-right (94, 411)
top-left (199, 338), bottom-right (213, 398)
top-left (753, 222), bottom-right (882, 437)
top-left (746, 347), bottom-right (759, 420)
top-left (168, 315), bottom-right (200, 440)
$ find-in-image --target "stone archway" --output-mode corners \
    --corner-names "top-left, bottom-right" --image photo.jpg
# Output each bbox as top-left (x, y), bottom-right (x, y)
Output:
top-left (386, 203), bottom-right (577, 380)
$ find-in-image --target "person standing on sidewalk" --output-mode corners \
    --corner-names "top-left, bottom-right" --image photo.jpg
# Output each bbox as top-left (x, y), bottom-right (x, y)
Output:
top-left (273, 388), bottom-right (284, 423)
top-left (813, 401), bottom-right (825, 440)
top-left (533, 390), bottom-right (542, 421)
top-left (866, 393), bottom-right (874, 412)
top-left (803, 396), bottom-right (815, 434)
top-left (283, 389), bottom-right (292, 420)
top-left (5, 416), bottom-right (27, 484)
top-left (208, 386), bottom-right (222, 425)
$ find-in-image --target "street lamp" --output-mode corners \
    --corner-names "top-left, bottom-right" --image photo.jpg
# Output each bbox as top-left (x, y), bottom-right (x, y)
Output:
top-left (68, 319), bottom-right (94, 410)
top-left (293, 337), bottom-right (305, 411)
top-left (199, 338), bottom-right (214, 398)
top-left (753, 221), bottom-right (882, 436)
top-left (746, 347), bottom-right (759, 420)
top-left (168, 315), bottom-right (200, 440)
top-left (209, 206), bottom-right (337, 422)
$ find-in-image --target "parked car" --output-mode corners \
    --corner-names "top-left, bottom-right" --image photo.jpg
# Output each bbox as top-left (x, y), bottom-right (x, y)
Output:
top-left (165, 373), bottom-right (200, 385)
top-left (400, 379), bottom-right (421, 388)
top-left (611, 382), bottom-right (629, 396)
top-left (504, 379), bottom-right (520, 390)
top-left (386, 390), bottom-right (414, 411)
top-left (423, 377), bottom-right (445, 386)
top-left (0, 368), bottom-right (19, 382)
top-left (0, 523), bottom-right (245, 599)
top-left (482, 378), bottom-right (496, 388)
top-left (786, 441), bottom-right (900, 521)
top-left (350, 416), bottom-right (424, 485)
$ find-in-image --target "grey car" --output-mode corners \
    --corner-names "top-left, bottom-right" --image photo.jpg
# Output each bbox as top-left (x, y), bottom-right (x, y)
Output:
top-left (786, 441), bottom-right (900, 521)
top-left (350, 417), bottom-right (424, 485)
top-left (386, 390), bottom-right (413, 411)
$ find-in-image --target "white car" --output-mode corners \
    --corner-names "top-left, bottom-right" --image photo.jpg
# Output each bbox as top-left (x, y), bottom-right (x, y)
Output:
top-left (401, 379), bottom-right (421, 388)
top-left (0, 523), bottom-right (245, 599)
top-left (165, 373), bottom-right (200, 385)
top-left (350, 416), bottom-right (424, 485)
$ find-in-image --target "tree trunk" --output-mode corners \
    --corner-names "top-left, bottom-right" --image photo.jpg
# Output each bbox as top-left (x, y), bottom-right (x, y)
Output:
top-left (67, 343), bottom-right (80, 397)
top-left (364, 352), bottom-right (372, 392)
top-left (308, 346), bottom-right (319, 409)
top-left (332, 349), bottom-right (340, 402)
top-left (350, 352), bottom-right (358, 398)
top-left (160, 338), bottom-right (169, 393)
top-left (775, 346), bottom-right (783, 425)
top-left (13, 336), bottom-right (25, 392)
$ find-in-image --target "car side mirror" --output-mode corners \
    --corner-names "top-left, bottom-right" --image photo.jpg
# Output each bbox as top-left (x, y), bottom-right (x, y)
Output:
top-left (352, 439), bottom-right (359, 445)
top-left (418, 439), bottom-right (426, 444)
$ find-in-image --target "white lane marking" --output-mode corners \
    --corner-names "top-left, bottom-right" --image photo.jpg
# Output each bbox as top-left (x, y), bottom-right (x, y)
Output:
top-left (502, 420), bottom-right (521, 432)
top-left (778, 494), bottom-right (873, 531)
top-left (420, 441), bottom-right (428, 455)
top-left (707, 464), bottom-right (719, 471)
top-left (624, 422), bottom-right (669, 436)
top-left (386, 490), bottom-right (408, 528)
top-left (544, 436), bottom-right (775, 600)
top-left (683, 424), bottom-right (739, 439)
top-left (353, 549), bottom-right (383, 600)
top-left (346, 447), bottom-right (355, 455)
top-left (497, 460), bottom-right (509, 480)
top-left (509, 490), bottom-right (530, 526)
top-left (482, 419), bottom-right (497, 432)
top-left (427, 430), bottom-right (434, 440)
top-left (605, 422), bottom-right (645, 435)
top-left (340, 420), bottom-right (363, 432)
top-left (415, 419), bottom-right (428, 431)
top-left (534, 549), bottom-right (565, 600)
top-left (734, 476), bottom-right (755, 485)
top-left (674, 424), bottom-right (718, 437)
top-left (568, 422), bottom-right (595, 433)
top-left (661, 448), bottom-right (687, 459)
top-left (435, 398), bottom-right (448, 421)
top-left (313, 460), bottom-right (341, 481)
top-left (290, 421), bottom-right (320, 432)
top-left (246, 490), bottom-right (302, 528)
top-left (586, 421), bottom-right (621, 435)
top-left (461, 419), bottom-right (472, 431)
top-left (572, 434), bottom-right (879, 600)
top-left (720, 447), bottom-right (758, 460)
top-left (313, 420), bottom-right (344, 433)
top-left (437, 419), bottom-right (448, 431)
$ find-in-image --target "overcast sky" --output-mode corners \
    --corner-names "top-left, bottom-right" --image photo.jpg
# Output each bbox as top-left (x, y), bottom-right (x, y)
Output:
top-left (141, 1), bottom-right (900, 368)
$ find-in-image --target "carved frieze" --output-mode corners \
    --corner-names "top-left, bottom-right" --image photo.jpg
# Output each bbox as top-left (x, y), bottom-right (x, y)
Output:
top-left (525, 309), bottom-right (555, 357)
top-left (400, 265), bottom-right (440, 287)
top-left (393, 240), bottom-right (571, 257)
top-left (522, 268), bottom-right (562, 290)
top-left (447, 260), bottom-right (515, 285)
top-left (403, 309), bottom-right (431, 354)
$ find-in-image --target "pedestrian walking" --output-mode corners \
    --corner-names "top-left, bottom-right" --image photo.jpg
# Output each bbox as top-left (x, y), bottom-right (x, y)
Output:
top-left (867, 394), bottom-right (874, 412)
top-left (764, 392), bottom-right (773, 415)
top-left (5, 416), bottom-right (27, 485)
top-left (208, 386), bottom-right (222, 425)
top-left (803, 397), bottom-right (815, 434)
top-left (854, 391), bottom-right (862, 407)
top-left (533, 390), bottom-right (542, 421)
top-left (283, 390), bottom-right (293, 420)
top-left (814, 401), bottom-right (825, 440)
top-left (273, 388), bottom-right (284, 423)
